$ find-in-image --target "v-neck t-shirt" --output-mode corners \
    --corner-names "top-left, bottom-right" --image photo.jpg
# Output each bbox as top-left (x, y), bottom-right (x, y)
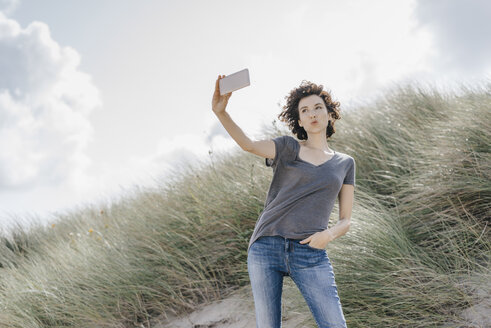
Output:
top-left (247, 135), bottom-right (356, 253)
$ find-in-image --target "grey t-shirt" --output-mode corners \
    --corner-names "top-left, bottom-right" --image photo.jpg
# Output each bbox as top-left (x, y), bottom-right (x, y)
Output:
top-left (248, 135), bottom-right (356, 253)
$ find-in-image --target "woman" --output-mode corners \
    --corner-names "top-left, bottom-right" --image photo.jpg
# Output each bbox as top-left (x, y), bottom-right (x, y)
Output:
top-left (212, 74), bottom-right (355, 328)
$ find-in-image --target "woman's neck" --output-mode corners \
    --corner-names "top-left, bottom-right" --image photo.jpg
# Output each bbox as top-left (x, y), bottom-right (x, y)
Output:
top-left (302, 134), bottom-right (331, 152)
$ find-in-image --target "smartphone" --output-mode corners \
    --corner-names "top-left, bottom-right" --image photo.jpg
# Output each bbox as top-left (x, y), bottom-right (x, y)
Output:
top-left (219, 68), bottom-right (250, 95)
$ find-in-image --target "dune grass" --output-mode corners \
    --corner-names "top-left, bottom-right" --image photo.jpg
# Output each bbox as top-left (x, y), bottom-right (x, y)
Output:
top-left (0, 80), bottom-right (489, 327)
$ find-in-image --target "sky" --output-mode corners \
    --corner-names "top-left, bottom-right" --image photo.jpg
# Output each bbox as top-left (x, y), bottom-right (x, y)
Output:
top-left (0, 0), bottom-right (490, 231)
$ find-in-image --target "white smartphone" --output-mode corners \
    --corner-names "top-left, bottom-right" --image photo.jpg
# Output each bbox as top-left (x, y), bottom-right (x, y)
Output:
top-left (219, 68), bottom-right (250, 95)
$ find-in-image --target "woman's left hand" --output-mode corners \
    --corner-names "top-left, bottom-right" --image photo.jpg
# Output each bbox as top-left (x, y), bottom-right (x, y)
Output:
top-left (299, 229), bottom-right (334, 249)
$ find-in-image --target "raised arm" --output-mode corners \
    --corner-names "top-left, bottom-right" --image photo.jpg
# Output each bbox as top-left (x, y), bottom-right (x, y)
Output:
top-left (212, 74), bottom-right (275, 159)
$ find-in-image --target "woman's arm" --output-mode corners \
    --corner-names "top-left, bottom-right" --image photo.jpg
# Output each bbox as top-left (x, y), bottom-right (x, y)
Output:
top-left (325, 184), bottom-right (355, 242)
top-left (212, 75), bottom-right (275, 158)
top-left (212, 75), bottom-right (252, 150)
top-left (214, 111), bottom-right (253, 151)
top-left (338, 184), bottom-right (354, 225)
top-left (299, 184), bottom-right (354, 249)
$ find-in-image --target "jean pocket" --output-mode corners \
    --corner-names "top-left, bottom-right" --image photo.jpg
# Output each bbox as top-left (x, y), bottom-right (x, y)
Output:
top-left (305, 243), bottom-right (325, 251)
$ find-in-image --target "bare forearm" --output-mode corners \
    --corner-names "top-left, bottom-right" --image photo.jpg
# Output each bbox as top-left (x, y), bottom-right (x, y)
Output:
top-left (214, 111), bottom-right (253, 150)
top-left (323, 218), bottom-right (350, 243)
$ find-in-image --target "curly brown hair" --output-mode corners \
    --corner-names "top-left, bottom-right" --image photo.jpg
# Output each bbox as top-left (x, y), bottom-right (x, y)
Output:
top-left (278, 80), bottom-right (341, 140)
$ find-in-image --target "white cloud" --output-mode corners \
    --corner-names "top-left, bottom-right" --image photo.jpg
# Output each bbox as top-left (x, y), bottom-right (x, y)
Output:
top-left (0, 12), bottom-right (101, 191)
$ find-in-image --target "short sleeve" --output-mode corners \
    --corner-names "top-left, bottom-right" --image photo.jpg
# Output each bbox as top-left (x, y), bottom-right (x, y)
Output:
top-left (265, 135), bottom-right (290, 168)
top-left (343, 157), bottom-right (356, 187)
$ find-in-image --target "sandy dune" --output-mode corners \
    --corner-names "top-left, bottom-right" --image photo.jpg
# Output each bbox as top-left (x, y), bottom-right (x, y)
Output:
top-left (152, 280), bottom-right (314, 328)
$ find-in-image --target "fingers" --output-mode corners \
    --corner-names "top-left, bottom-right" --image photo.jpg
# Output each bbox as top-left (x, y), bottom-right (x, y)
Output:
top-left (300, 236), bottom-right (312, 243)
top-left (215, 74), bottom-right (228, 94)
top-left (215, 75), bottom-right (223, 93)
top-left (215, 74), bottom-right (229, 96)
top-left (215, 74), bottom-right (222, 90)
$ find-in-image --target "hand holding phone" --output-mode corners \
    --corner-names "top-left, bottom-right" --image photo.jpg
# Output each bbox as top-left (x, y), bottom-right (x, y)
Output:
top-left (212, 69), bottom-right (250, 115)
top-left (212, 74), bottom-right (232, 115)
top-left (219, 68), bottom-right (250, 95)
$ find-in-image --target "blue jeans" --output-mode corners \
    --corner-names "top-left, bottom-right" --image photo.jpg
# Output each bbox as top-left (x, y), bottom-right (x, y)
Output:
top-left (247, 236), bottom-right (347, 328)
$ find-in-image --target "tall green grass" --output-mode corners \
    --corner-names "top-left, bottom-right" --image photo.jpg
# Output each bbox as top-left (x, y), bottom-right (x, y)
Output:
top-left (0, 80), bottom-right (489, 327)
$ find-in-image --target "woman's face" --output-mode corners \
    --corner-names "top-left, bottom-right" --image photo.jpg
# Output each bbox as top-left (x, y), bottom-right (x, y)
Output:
top-left (297, 94), bottom-right (331, 132)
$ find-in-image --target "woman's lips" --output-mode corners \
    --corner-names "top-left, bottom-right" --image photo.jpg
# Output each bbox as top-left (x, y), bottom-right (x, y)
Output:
top-left (311, 121), bottom-right (318, 124)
